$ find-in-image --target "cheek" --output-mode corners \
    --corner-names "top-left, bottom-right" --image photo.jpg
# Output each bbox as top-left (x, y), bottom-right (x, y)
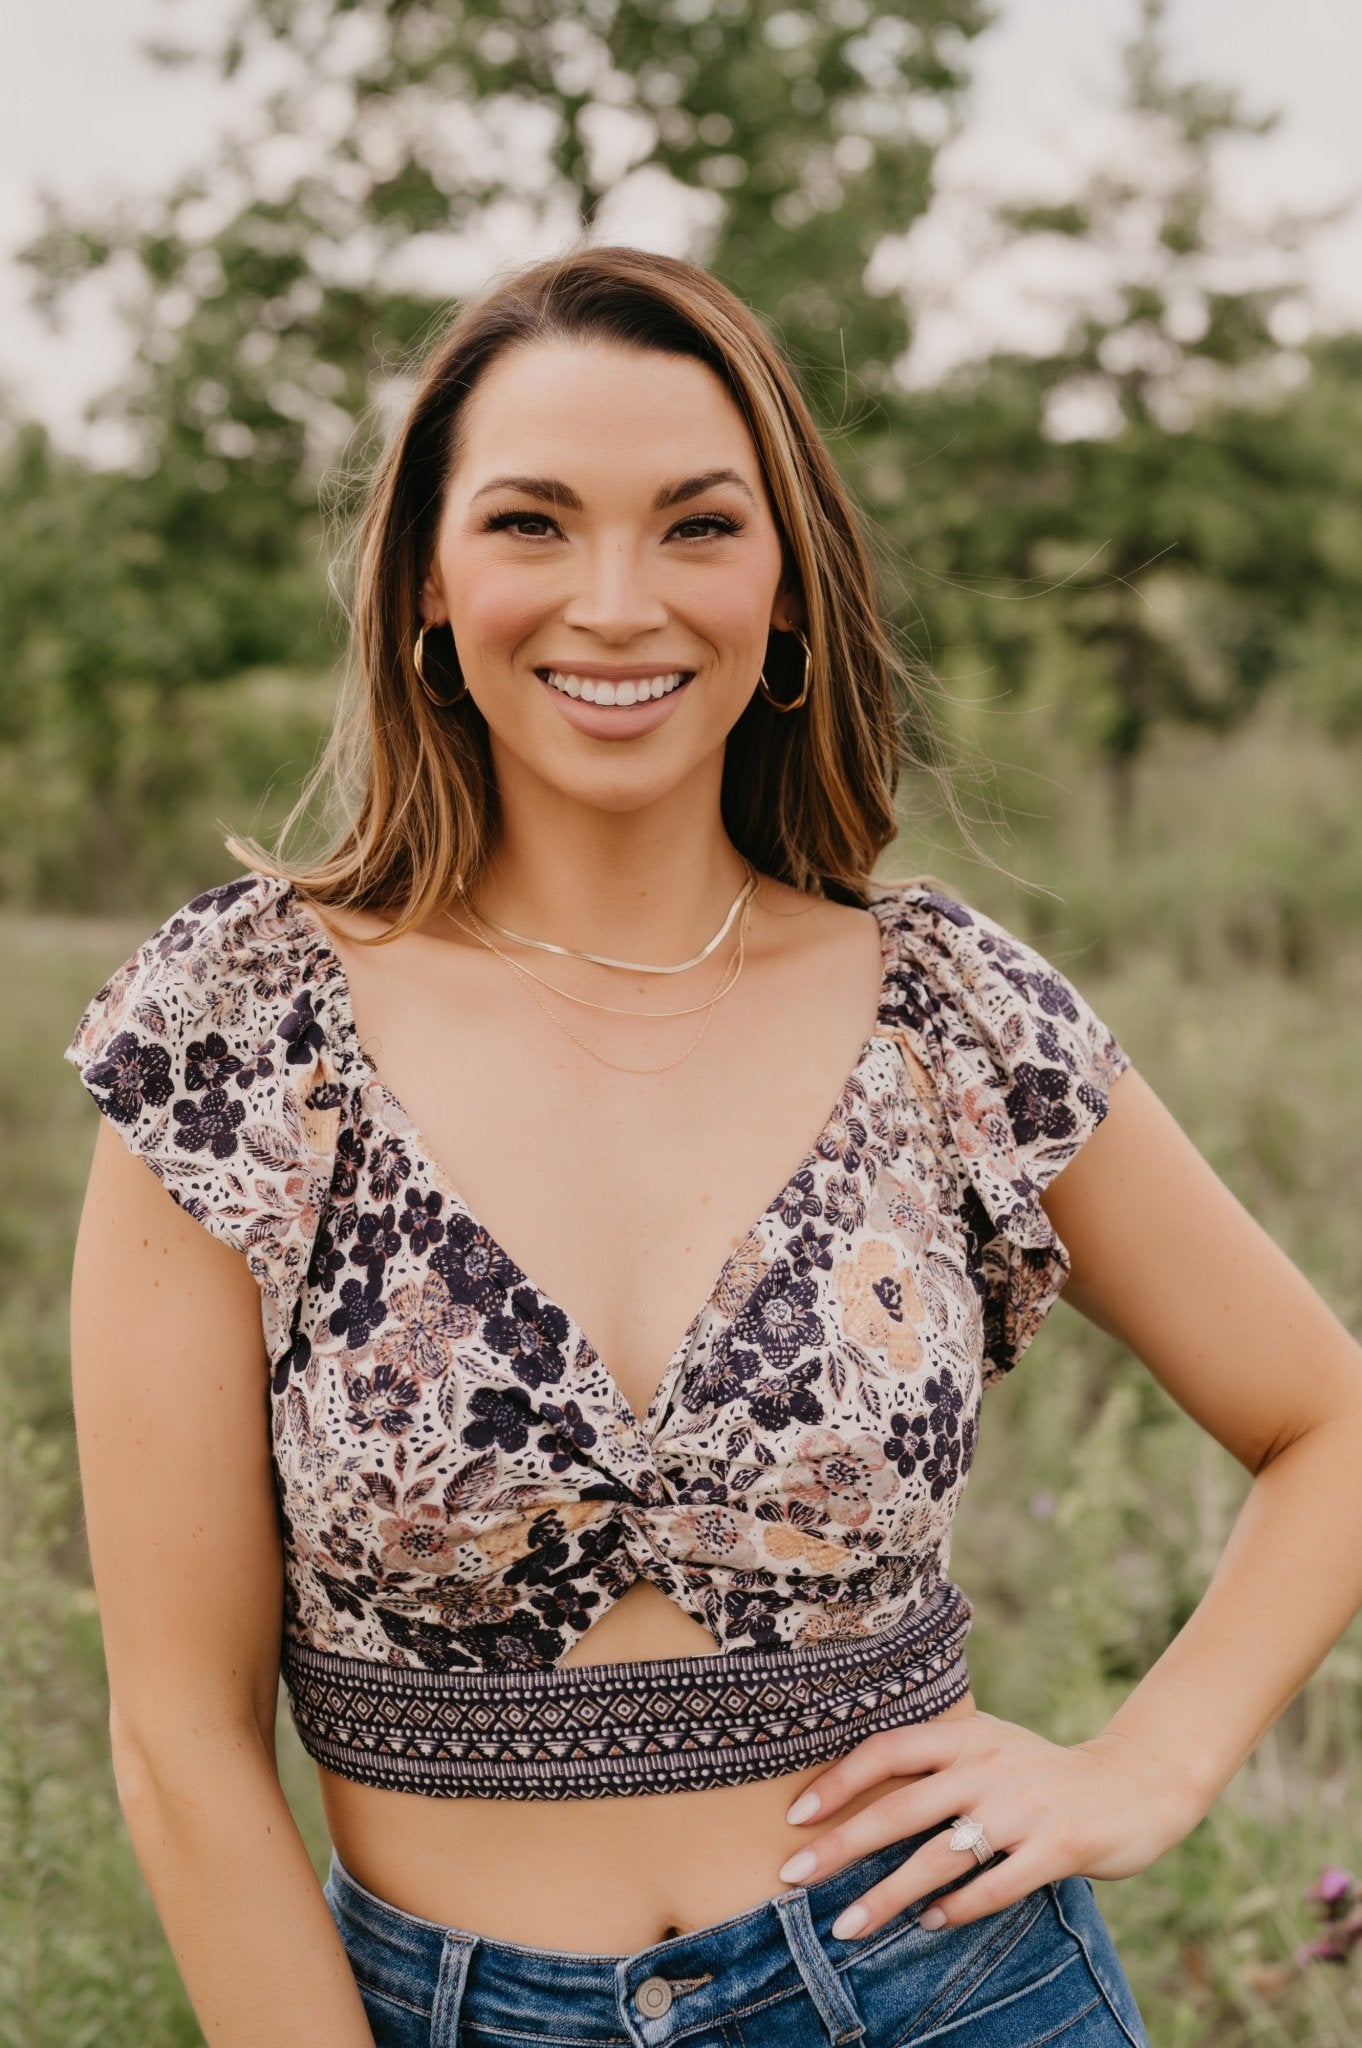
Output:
top-left (690, 573), bottom-right (775, 653)
top-left (445, 561), bottom-right (547, 663)
top-left (670, 558), bottom-right (786, 701)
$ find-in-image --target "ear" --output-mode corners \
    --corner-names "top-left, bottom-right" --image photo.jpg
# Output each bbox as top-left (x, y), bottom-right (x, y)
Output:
top-left (769, 564), bottom-right (807, 637)
top-left (418, 563), bottom-right (446, 629)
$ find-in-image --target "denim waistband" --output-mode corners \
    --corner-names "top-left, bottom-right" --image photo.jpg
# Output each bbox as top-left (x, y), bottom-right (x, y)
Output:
top-left (325, 1815), bottom-right (988, 2047)
top-left (286, 1579), bottom-right (973, 1800)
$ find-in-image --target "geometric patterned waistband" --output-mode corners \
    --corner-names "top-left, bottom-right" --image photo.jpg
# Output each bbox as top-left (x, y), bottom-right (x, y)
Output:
top-left (281, 1580), bottom-right (974, 1801)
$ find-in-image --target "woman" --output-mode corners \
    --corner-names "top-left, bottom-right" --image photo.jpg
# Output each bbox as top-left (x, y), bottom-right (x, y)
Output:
top-left (64, 246), bottom-right (1362, 2048)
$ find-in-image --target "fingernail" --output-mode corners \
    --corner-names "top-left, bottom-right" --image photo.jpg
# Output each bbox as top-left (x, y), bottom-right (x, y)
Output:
top-left (831, 1903), bottom-right (869, 1940)
top-left (779, 1849), bottom-right (818, 1883)
top-left (918, 1907), bottom-right (947, 1929)
top-left (786, 1790), bottom-right (820, 1825)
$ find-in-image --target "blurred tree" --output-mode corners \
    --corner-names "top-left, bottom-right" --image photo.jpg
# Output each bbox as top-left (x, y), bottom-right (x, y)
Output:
top-left (861, 0), bottom-right (1352, 832)
top-left (1265, 333), bottom-right (1362, 741)
top-left (0, 405), bottom-right (331, 905)
top-left (8, 0), bottom-right (1362, 901)
top-left (21, 0), bottom-right (990, 525)
top-left (11, 0), bottom-right (988, 905)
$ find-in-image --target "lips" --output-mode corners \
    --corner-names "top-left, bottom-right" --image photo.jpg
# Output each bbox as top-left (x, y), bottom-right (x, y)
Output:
top-left (536, 669), bottom-right (694, 706)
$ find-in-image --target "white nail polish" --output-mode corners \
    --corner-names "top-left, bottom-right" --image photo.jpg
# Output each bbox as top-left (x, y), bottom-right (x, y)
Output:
top-left (779, 1849), bottom-right (817, 1883)
top-left (786, 1790), bottom-right (820, 1825)
top-left (831, 1903), bottom-right (869, 1940)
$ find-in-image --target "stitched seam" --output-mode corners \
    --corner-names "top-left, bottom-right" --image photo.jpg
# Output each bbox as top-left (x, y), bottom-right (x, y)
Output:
top-left (665, 1993), bottom-right (791, 2046)
top-left (777, 1888), bottom-right (866, 2043)
top-left (915, 1893), bottom-right (1047, 2029)
top-left (460, 2023), bottom-right (630, 2046)
top-left (1024, 1996), bottom-right (1104, 2048)
top-left (354, 1974), bottom-right (433, 2019)
top-left (432, 1932), bottom-right (474, 2043)
top-left (905, 1989), bottom-right (1103, 2048)
top-left (1045, 1883), bottom-right (1147, 2048)
top-left (663, 1980), bottom-right (803, 2036)
top-left (893, 1950), bottom-right (1084, 2047)
top-left (893, 1892), bottom-right (1048, 2035)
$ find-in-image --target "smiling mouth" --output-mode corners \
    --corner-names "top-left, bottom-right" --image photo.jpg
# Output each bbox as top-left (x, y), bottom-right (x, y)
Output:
top-left (536, 668), bottom-right (694, 706)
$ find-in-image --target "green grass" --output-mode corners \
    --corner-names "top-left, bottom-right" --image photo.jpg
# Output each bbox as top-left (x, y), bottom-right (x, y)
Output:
top-left (4, 693), bottom-right (1361, 2043)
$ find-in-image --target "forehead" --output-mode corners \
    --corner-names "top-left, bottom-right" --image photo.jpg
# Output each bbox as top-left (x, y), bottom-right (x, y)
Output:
top-left (452, 339), bottom-right (762, 483)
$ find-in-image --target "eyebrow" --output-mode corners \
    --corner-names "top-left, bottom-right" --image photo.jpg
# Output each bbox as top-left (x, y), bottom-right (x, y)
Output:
top-left (468, 467), bottom-right (758, 511)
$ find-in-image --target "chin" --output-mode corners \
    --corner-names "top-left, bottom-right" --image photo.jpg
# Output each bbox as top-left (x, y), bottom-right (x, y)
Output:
top-left (543, 759), bottom-right (708, 817)
top-left (490, 722), bottom-right (730, 819)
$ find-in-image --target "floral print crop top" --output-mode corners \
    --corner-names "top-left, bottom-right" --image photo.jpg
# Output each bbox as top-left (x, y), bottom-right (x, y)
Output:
top-left (64, 870), bottom-right (1130, 1799)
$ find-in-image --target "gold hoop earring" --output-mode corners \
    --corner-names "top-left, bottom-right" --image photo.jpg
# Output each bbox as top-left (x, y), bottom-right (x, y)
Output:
top-left (414, 622), bottom-right (468, 706)
top-left (757, 627), bottom-right (812, 713)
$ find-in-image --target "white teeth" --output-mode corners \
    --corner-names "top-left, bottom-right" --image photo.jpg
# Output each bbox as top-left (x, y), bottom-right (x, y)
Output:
top-left (541, 669), bottom-right (689, 703)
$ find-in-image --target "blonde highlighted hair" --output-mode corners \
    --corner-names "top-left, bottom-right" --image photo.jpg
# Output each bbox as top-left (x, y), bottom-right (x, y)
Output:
top-left (226, 242), bottom-right (953, 935)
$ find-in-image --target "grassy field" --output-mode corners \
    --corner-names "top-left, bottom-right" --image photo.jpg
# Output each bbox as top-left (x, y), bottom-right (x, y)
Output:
top-left (3, 692), bottom-right (1360, 2045)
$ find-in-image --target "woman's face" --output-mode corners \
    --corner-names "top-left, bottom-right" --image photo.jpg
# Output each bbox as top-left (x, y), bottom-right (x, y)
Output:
top-left (419, 338), bottom-right (802, 815)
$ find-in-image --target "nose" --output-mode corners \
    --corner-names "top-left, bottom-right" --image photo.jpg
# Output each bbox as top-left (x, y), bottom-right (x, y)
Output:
top-left (559, 537), bottom-right (670, 643)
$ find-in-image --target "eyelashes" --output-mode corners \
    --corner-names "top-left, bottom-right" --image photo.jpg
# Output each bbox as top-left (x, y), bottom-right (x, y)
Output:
top-left (479, 509), bottom-right (745, 542)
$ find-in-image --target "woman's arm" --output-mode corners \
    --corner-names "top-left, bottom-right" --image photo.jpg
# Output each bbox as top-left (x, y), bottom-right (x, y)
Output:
top-left (773, 1059), bottom-right (1362, 1937)
top-left (1045, 1062), bottom-right (1362, 1810)
top-left (70, 1117), bottom-right (374, 2048)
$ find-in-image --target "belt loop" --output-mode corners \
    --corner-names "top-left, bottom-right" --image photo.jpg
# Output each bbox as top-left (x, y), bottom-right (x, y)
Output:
top-left (773, 1889), bottom-right (866, 2045)
top-left (431, 1931), bottom-right (477, 2047)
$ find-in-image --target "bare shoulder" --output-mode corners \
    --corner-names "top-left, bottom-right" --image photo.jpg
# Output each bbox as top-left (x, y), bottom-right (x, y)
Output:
top-left (301, 891), bottom-right (478, 959)
top-left (302, 897), bottom-right (399, 948)
top-left (750, 875), bottom-right (880, 969)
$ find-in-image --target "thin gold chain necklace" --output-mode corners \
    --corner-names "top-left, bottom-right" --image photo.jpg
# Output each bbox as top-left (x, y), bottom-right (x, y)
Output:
top-left (447, 896), bottom-right (750, 1019)
top-left (471, 863), bottom-right (757, 974)
top-left (450, 897), bottom-right (752, 1075)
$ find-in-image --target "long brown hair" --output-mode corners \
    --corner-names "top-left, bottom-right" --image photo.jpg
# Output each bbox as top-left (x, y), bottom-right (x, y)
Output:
top-left (226, 242), bottom-right (951, 936)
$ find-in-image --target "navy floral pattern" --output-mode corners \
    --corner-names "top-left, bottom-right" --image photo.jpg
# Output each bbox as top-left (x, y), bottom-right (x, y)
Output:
top-left (63, 869), bottom-right (1129, 1682)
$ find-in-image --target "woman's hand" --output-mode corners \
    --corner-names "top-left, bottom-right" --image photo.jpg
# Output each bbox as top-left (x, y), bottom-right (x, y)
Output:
top-left (775, 1711), bottom-right (1206, 1941)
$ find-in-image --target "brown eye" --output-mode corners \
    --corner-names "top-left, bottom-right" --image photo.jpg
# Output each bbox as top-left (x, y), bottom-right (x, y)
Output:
top-left (671, 513), bottom-right (743, 540)
top-left (481, 510), bottom-right (560, 537)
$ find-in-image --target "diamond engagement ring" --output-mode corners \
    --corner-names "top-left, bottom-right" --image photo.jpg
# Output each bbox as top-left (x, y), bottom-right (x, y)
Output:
top-left (948, 1815), bottom-right (993, 1865)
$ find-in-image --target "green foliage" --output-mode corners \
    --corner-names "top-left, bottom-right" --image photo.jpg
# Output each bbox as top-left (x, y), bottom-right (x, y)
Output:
top-left (7, 0), bottom-right (1001, 912)
top-left (20, 0), bottom-right (990, 480)
top-left (0, 409), bottom-right (332, 909)
top-left (2, 1), bottom-right (1360, 903)
top-left (846, 0), bottom-right (1359, 830)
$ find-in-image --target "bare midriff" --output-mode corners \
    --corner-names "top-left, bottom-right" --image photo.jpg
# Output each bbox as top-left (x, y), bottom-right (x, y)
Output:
top-left (316, 1577), bottom-right (977, 1953)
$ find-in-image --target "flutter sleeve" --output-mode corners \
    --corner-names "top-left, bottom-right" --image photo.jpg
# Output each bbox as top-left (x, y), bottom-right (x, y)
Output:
top-left (62, 871), bottom-right (341, 1371)
top-left (880, 882), bottom-right (1132, 1386)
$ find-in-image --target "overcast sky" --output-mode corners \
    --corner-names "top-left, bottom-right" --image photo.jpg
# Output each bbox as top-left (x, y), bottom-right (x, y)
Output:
top-left (2, 0), bottom-right (1358, 458)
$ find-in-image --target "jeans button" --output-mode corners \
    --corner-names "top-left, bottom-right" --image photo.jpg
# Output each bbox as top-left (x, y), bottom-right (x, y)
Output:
top-left (635, 1975), bottom-right (674, 2017)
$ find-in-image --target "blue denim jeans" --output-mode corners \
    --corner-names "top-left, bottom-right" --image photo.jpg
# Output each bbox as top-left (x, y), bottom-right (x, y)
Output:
top-left (324, 1815), bottom-right (1152, 2046)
